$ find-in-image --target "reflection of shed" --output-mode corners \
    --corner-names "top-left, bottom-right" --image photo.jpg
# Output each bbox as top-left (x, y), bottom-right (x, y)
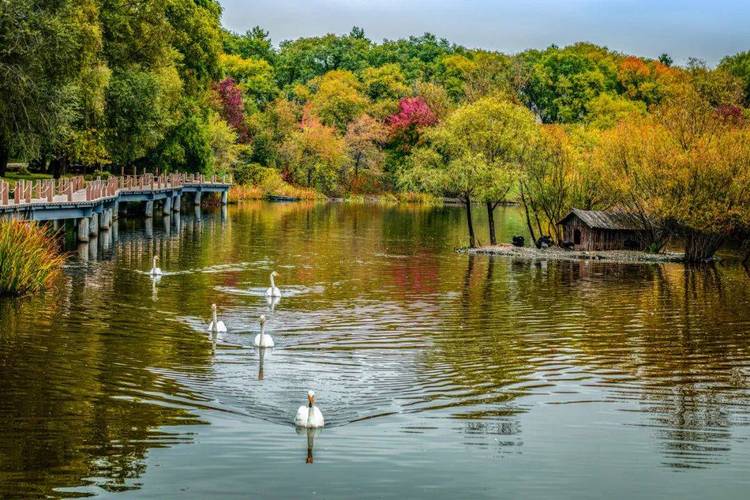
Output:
top-left (558, 209), bottom-right (647, 251)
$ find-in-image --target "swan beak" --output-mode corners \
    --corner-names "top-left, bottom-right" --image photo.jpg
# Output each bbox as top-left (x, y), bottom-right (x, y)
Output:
top-left (307, 393), bottom-right (315, 406)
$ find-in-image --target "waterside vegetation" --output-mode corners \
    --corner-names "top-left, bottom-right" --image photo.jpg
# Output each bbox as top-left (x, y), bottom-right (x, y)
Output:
top-left (0, 221), bottom-right (64, 297)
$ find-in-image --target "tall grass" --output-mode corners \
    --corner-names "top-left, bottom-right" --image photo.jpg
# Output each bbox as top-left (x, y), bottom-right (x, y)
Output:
top-left (0, 220), bottom-right (64, 297)
top-left (228, 169), bottom-right (327, 203)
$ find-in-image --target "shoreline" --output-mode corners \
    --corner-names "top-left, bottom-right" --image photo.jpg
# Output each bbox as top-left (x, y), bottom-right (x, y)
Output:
top-left (461, 244), bottom-right (685, 264)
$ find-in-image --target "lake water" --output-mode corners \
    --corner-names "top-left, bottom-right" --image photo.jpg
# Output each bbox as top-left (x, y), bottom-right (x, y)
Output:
top-left (1, 202), bottom-right (750, 499)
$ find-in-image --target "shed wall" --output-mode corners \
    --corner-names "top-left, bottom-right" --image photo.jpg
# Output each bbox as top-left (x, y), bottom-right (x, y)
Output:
top-left (561, 215), bottom-right (647, 251)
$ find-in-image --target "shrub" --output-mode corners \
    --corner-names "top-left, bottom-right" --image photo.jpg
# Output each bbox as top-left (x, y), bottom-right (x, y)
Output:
top-left (233, 162), bottom-right (266, 185)
top-left (0, 221), bottom-right (65, 297)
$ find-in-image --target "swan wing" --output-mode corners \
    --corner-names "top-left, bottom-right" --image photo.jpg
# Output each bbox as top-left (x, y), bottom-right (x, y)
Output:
top-left (310, 407), bottom-right (325, 428)
top-left (217, 321), bottom-right (227, 333)
top-left (295, 406), bottom-right (309, 427)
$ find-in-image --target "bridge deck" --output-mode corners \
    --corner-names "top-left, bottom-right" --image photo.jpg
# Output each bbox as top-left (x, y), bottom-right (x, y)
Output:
top-left (0, 173), bottom-right (231, 221)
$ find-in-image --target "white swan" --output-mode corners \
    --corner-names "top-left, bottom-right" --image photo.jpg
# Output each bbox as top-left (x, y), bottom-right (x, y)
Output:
top-left (266, 295), bottom-right (280, 312)
top-left (208, 303), bottom-right (227, 333)
top-left (295, 390), bottom-right (324, 428)
top-left (254, 315), bottom-right (274, 347)
top-left (265, 271), bottom-right (281, 297)
top-left (150, 256), bottom-right (163, 276)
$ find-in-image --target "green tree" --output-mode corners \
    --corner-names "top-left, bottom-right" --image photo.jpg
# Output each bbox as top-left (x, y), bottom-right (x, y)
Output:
top-left (276, 29), bottom-right (372, 88)
top-left (223, 26), bottom-right (276, 64)
top-left (719, 51), bottom-right (750, 106)
top-left (105, 67), bottom-right (182, 169)
top-left (165, 0), bottom-right (223, 89)
top-left (402, 96), bottom-right (538, 247)
top-left (522, 43), bottom-right (619, 123)
top-left (220, 53), bottom-right (278, 109)
top-left (0, 0), bottom-right (101, 175)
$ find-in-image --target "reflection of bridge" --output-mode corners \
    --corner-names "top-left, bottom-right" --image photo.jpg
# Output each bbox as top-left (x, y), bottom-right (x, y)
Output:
top-left (0, 173), bottom-right (230, 242)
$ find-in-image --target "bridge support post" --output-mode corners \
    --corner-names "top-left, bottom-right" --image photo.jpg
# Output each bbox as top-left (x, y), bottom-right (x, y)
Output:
top-left (77, 217), bottom-right (89, 243)
top-left (101, 208), bottom-right (111, 230)
top-left (145, 200), bottom-right (154, 219)
top-left (52, 220), bottom-right (61, 232)
top-left (89, 213), bottom-right (99, 237)
top-left (221, 191), bottom-right (228, 206)
top-left (163, 196), bottom-right (172, 213)
top-left (173, 194), bottom-right (180, 212)
top-left (194, 191), bottom-right (202, 206)
top-left (113, 201), bottom-right (119, 220)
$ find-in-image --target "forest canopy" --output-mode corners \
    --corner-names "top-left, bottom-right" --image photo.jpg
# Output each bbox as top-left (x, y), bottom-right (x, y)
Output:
top-left (2, 2), bottom-right (749, 261)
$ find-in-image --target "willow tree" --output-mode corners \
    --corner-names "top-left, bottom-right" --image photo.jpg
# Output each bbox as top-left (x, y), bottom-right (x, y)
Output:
top-left (401, 96), bottom-right (537, 247)
top-left (595, 85), bottom-right (750, 261)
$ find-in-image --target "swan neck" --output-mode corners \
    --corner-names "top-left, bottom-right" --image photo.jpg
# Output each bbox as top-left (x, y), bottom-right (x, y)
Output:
top-left (212, 309), bottom-right (218, 329)
top-left (270, 273), bottom-right (276, 288)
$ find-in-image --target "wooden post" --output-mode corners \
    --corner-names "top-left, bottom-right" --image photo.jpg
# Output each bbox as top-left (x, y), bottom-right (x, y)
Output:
top-left (163, 195), bottom-right (172, 213)
top-left (145, 200), bottom-right (154, 219)
top-left (221, 190), bottom-right (228, 205)
top-left (194, 191), bottom-right (202, 206)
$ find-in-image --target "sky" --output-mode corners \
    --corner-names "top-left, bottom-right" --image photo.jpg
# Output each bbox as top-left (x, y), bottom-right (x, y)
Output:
top-left (219, 0), bottom-right (750, 65)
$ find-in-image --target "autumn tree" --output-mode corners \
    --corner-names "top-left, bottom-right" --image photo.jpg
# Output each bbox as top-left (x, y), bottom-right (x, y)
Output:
top-left (595, 86), bottom-right (750, 261)
top-left (309, 70), bottom-right (368, 132)
top-left (279, 112), bottom-right (346, 192)
top-left (344, 115), bottom-right (387, 191)
top-left (213, 78), bottom-right (248, 142)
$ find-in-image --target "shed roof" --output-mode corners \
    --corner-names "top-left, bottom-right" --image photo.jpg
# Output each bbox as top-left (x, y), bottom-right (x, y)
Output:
top-left (558, 208), bottom-right (646, 231)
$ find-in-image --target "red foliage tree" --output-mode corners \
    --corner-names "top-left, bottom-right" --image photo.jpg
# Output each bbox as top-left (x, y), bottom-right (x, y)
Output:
top-left (214, 78), bottom-right (249, 142)
top-left (386, 96), bottom-right (437, 153)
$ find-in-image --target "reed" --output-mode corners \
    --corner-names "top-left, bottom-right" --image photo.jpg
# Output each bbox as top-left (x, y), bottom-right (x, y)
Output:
top-left (228, 184), bottom-right (265, 202)
top-left (0, 220), bottom-right (64, 297)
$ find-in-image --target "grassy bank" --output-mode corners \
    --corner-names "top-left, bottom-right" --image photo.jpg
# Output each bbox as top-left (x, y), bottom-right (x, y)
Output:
top-left (0, 221), bottom-right (64, 297)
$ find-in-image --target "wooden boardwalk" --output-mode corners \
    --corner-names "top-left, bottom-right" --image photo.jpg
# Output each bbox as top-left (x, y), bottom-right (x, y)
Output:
top-left (0, 173), bottom-right (231, 242)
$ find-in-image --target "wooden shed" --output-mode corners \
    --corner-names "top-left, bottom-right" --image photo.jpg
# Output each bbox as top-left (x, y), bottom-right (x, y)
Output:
top-left (558, 209), bottom-right (648, 251)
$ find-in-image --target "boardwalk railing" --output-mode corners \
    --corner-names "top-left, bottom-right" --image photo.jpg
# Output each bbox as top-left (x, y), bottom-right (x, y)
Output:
top-left (0, 173), bottom-right (230, 207)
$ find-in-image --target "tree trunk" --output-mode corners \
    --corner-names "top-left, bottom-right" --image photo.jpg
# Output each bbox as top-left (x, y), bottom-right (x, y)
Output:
top-left (307, 168), bottom-right (313, 187)
top-left (684, 231), bottom-right (724, 263)
top-left (50, 157), bottom-right (63, 179)
top-left (486, 201), bottom-right (497, 246)
top-left (465, 195), bottom-right (476, 248)
top-left (0, 141), bottom-right (8, 178)
top-left (520, 186), bottom-right (538, 248)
